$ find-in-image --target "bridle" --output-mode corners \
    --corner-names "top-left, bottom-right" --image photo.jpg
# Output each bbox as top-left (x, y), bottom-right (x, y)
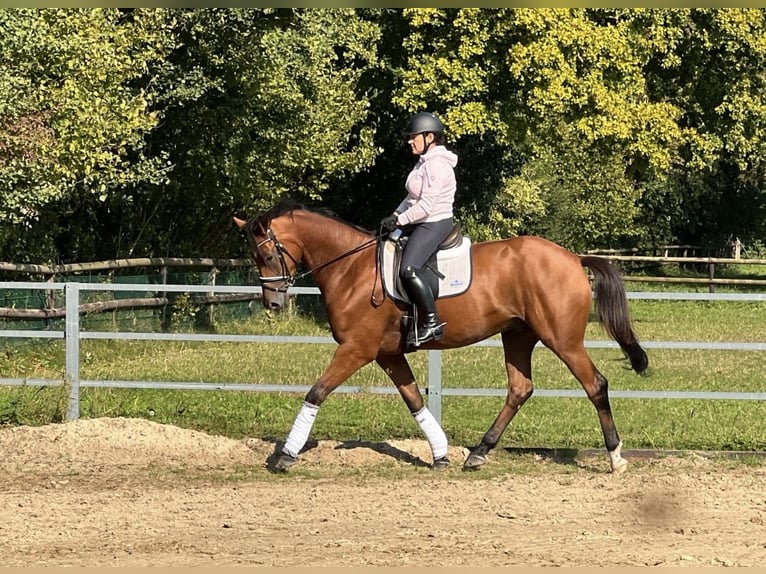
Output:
top-left (253, 228), bottom-right (301, 293)
top-left (251, 224), bottom-right (382, 294)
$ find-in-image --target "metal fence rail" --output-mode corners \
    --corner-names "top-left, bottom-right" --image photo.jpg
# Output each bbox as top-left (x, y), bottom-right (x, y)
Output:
top-left (1, 281), bottom-right (765, 424)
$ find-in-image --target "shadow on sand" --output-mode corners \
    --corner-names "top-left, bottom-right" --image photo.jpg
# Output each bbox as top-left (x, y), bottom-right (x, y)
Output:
top-left (256, 437), bottom-right (606, 473)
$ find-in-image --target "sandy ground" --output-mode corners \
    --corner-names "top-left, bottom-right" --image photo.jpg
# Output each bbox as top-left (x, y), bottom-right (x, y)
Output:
top-left (0, 417), bottom-right (764, 567)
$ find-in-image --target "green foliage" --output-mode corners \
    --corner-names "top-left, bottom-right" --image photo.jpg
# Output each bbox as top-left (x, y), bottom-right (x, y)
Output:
top-left (392, 8), bottom-right (766, 249)
top-left (457, 145), bottom-right (545, 242)
top-left (392, 9), bottom-right (675, 247)
top-left (3, 9), bottom-right (766, 261)
top-left (0, 8), bottom-right (382, 261)
top-left (0, 9), bottom-right (174, 263)
top-left (137, 8), bottom-right (382, 258)
top-left (637, 9), bottom-right (766, 245)
top-left (534, 145), bottom-right (644, 251)
top-left (0, 9), bottom-right (171, 225)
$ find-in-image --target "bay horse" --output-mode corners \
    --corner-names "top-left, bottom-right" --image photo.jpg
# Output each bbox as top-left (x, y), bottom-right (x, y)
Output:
top-left (234, 199), bottom-right (648, 473)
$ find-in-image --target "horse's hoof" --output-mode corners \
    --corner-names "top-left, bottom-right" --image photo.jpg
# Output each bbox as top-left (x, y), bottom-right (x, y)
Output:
top-left (274, 453), bottom-right (298, 472)
top-left (611, 458), bottom-right (628, 474)
top-left (432, 456), bottom-right (450, 471)
top-left (463, 452), bottom-right (487, 470)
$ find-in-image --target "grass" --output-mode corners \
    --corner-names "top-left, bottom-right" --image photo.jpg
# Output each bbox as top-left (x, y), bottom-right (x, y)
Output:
top-left (0, 296), bottom-right (764, 453)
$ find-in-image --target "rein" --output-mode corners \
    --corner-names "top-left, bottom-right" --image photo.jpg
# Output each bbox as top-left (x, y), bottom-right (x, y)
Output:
top-left (293, 236), bottom-right (380, 282)
top-left (255, 226), bottom-right (385, 294)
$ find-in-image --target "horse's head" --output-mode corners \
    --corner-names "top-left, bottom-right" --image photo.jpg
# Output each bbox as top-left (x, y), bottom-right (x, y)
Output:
top-left (234, 207), bottom-right (303, 313)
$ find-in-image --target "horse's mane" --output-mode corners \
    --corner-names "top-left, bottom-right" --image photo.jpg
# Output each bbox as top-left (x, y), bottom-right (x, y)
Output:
top-left (252, 197), bottom-right (373, 235)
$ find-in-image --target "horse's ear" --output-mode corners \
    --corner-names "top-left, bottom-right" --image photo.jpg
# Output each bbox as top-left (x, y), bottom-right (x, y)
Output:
top-left (233, 216), bottom-right (247, 230)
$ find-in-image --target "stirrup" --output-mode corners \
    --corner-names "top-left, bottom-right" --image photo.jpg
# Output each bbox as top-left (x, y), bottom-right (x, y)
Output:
top-left (407, 322), bottom-right (445, 346)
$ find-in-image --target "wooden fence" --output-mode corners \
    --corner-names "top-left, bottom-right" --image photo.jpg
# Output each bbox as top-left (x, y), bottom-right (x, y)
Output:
top-left (605, 255), bottom-right (766, 289)
top-left (0, 257), bottom-right (257, 320)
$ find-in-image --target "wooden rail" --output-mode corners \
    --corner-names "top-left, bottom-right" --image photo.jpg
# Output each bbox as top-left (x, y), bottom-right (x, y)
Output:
top-left (0, 257), bottom-right (257, 322)
top-left (0, 257), bottom-right (251, 275)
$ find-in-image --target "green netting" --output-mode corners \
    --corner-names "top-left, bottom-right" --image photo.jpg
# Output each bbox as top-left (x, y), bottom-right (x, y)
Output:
top-left (0, 269), bottom-right (263, 333)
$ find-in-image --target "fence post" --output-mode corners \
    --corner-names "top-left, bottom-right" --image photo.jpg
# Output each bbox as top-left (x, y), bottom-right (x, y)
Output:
top-left (160, 265), bottom-right (169, 331)
top-left (427, 350), bottom-right (443, 424)
top-left (65, 282), bottom-right (81, 421)
top-left (45, 273), bottom-right (56, 329)
top-left (207, 266), bottom-right (217, 326)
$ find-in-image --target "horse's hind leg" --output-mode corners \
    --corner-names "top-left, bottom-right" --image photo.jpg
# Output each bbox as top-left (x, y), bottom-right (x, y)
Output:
top-left (464, 330), bottom-right (537, 470)
top-left (556, 344), bottom-right (627, 473)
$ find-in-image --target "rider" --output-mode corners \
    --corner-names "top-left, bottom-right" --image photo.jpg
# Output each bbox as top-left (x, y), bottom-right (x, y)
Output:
top-left (380, 111), bottom-right (458, 346)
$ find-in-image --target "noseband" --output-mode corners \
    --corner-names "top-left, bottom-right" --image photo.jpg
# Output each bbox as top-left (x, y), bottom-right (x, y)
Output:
top-left (255, 228), bottom-right (300, 293)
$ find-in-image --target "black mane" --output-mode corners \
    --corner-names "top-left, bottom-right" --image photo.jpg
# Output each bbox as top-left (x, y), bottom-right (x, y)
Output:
top-left (253, 197), bottom-right (304, 230)
top-left (252, 197), bottom-right (373, 235)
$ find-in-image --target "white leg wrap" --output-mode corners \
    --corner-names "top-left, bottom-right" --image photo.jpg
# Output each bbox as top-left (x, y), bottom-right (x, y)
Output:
top-left (413, 407), bottom-right (448, 460)
top-left (609, 441), bottom-right (628, 473)
top-left (282, 402), bottom-right (319, 458)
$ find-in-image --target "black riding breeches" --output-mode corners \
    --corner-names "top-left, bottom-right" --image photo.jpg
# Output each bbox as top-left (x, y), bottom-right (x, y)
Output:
top-left (399, 218), bottom-right (454, 278)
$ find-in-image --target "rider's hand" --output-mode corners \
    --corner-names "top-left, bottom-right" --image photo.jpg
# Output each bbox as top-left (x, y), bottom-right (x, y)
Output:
top-left (380, 214), bottom-right (399, 232)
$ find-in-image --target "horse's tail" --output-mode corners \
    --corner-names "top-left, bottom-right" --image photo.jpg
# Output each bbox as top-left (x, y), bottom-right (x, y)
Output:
top-left (580, 256), bottom-right (649, 375)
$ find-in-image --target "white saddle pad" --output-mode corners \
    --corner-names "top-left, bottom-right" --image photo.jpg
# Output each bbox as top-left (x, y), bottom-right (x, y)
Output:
top-left (381, 234), bottom-right (473, 302)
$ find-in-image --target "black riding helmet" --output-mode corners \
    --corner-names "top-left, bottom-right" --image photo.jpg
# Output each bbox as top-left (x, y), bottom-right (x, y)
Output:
top-left (403, 111), bottom-right (444, 137)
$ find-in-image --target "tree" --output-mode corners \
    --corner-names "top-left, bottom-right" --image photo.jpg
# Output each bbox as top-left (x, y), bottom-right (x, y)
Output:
top-left (6, 8), bottom-right (766, 264)
top-left (137, 8), bottom-right (382, 258)
top-left (392, 8), bottom-right (766, 250)
top-left (637, 8), bottom-right (766, 247)
top-left (0, 8), bottom-right (172, 261)
top-left (0, 9), bottom-right (384, 261)
top-left (393, 8), bottom-right (685, 248)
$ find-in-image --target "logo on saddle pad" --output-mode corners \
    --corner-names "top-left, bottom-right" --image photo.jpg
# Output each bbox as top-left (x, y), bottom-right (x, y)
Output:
top-left (381, 228), bottom-right (473, 303)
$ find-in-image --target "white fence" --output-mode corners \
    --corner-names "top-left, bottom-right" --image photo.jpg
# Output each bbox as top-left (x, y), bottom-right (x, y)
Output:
top-left (1, 281), bottom-right (765, 424)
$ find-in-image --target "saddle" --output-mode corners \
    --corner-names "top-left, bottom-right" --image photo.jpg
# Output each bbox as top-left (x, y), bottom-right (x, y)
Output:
top-left (434, 222), bottom-right (464, 251)
top-left (380, 222), bottom-right (473, 303)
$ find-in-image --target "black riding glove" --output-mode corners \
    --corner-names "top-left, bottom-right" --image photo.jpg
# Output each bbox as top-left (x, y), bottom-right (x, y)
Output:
top-left (380, 214), bottom-right (399, 232)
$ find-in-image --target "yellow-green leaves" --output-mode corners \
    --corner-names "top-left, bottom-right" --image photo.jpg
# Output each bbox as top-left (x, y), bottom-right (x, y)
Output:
top-left (394, 8), bottom-right (766, 248)
top-left (0, 8), bottom-right (172, 223)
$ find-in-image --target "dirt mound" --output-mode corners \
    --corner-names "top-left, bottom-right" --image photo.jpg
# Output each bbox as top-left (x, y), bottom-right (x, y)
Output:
top-left (0, 417), bottom-right (467, 472)
top-left (0, 417), bottom-right (259, 470)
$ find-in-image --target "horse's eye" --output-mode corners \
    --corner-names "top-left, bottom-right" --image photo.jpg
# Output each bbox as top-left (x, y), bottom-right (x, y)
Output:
top-left (265, 255), bottom-right (274, 263)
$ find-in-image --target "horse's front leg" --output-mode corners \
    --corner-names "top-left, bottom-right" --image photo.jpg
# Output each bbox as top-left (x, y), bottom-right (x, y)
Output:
top-left (376, 353), bottom-right (450, 470)
top-left (275, 344), bottom-right (373, 471)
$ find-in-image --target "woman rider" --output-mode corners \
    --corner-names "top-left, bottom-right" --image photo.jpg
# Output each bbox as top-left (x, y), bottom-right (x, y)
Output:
top-left (380, 111), bottom-right (458, 346)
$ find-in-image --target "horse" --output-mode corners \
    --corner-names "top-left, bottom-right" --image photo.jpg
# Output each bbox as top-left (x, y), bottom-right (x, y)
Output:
top-left (234, 198), bottom-right (648, 473)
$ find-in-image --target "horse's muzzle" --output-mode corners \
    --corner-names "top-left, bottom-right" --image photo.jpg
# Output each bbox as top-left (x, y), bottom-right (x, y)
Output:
top-left (262, 291), bottom-right (288, 313)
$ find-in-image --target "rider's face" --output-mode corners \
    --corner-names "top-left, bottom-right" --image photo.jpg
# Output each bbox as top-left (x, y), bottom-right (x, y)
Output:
top-left (407, 132), bottom-right (433, 155)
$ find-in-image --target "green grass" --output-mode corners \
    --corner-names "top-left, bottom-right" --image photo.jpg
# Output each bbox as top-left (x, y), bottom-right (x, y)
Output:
top-left (0, 297), bottom-right (765, 452)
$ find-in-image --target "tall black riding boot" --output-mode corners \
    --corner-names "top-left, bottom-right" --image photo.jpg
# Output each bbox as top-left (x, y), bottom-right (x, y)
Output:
top-left (400, 265), bottom-right (445, 346)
